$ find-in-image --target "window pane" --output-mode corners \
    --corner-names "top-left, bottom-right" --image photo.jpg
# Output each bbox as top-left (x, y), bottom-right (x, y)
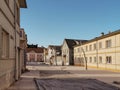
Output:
top-left (2, 30), bottom-right (9, 58)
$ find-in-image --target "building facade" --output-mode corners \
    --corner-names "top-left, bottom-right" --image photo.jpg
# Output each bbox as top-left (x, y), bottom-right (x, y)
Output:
top-left (0, 0), bottom-right (27, 89)
top-left (20, 28), bottom-right (27, 72)
top-left (26, 44), bottom-right (44, 63)
top-left (47, 45), bottom-right (62, 65)
top-left (74, 30), bottom-right (120, 71)
top-left (62, 39), bottom-right (87, 65)
top-left (43, 48), bottom-right (48, 63)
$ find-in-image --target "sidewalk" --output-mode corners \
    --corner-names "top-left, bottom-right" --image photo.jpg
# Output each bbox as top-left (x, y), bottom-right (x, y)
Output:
top-left (6, 70), bottom-right (39, 90)
top-left (6, 65), bottom-right (120, 90)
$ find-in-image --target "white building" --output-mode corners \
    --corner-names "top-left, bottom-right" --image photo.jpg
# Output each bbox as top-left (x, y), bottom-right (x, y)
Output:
top-left (47, 45), bottom-right (62, 65)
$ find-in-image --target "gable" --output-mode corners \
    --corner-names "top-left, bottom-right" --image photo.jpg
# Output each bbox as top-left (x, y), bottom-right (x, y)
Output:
top-left (62, 40), bottom-right (69, 50)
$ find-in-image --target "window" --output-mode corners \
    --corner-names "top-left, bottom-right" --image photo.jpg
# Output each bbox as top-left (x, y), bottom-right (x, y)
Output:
top-left (89, 45), bottom-right (92, 51)
top-left (86, 46), bottom-right (88, 51)
top-left (51, 51), bottom-right (53, 54)
top-left (89, 57), bottom-right (92, 63)
top-left (30, 54), bottom-right (35, 61)
top-left (77, 48), bottom-right (80, 52)
top-left (93, 43), bottom-right (97, 50)
top-left (20, 31), bottom-right (22, 37)
top-left (16, 4), bottom-right (20, 25)
top-left (74, 49), bottom-right (76, 53)
top-left (106, 56), bottom-right (112, 64)
top-left (106, 40), bottom-right (111, 48)
top-left (1, 30), bottom-right (9, 58)
top-left (94, 57), bottom-right (96, 63)
top-left (99, 42), bottom-right (102, 49)
top-left (99, 56), bottom-right (102, 63)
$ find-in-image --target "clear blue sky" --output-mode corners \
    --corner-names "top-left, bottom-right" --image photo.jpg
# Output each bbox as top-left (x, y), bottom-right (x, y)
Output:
top-left (20, 0), bottom-right (120, 47)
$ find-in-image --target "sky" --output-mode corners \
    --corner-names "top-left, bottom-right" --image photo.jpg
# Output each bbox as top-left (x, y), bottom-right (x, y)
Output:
top-left (20, 0), bottom-right (120, 47)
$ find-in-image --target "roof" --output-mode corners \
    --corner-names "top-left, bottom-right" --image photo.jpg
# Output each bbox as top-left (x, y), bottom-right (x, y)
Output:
top-left (82, 29), bottom-right (120, 45)
top-left (18, 0), bottom-right (27, 8)
top-left (26, 47), bottom-right (43, 53)
top-left (64, 39), bottom-right (88, 49)
top-left (48, 45), bottom-right (62, 55)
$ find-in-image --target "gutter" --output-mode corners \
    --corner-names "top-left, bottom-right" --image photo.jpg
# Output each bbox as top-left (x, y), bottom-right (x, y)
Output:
top-left (14, 0), bottom-right (17, 80)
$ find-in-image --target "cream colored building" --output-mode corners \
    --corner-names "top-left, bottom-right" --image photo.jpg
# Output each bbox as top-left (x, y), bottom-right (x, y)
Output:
top-left (74, 30), bottom-right (120, 71)
top-left (43, 48), bottom-right (48, 63)
top-left (0, 0), bottom-right (27, 89)
top-left (62, 39), bottom-right (87, 65)
top-left (20, 28), bottom-right (27, 73)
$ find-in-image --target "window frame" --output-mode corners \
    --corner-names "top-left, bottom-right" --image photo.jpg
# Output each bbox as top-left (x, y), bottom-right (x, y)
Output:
top-left (89, 45), bottom-right (92, 51)
top-left (106, 40), bottom-right (111, 48)
top-left (94, 57), bottom-right (97, 63)
top-left (93, 43), bottom-right (97, 50)
top-left (99, 42), bottom-right (102, 49)
top-left (1, 29), bottom-right (9, 59)
top-left (106, 56), bottom-right (112, 64)
top-left (89, 57), bottom-right (92, 63)
top-left (99, 56), bottom-right (102, 63)
top-left (86, 46), bottom-right (88, 51)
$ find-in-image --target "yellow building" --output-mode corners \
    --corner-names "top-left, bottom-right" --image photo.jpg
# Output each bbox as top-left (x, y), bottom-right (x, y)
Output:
top-left (0, 0), bottom-right (27, 89)
top-left (74, 30), bottom-right (120, 71)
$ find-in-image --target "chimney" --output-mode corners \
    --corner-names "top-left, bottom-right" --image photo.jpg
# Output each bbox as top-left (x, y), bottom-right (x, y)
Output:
top-left (101, 32), bottom-right (104, 36)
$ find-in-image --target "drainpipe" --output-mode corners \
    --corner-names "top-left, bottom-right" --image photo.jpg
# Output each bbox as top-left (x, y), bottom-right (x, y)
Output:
top-left (14, 0), bottom-right (18, 80)
top-left (96, 40), bottom-right (99, 68)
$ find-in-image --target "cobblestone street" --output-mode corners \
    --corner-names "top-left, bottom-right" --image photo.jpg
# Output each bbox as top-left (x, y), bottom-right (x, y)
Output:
top-left (7, 64), bottom-right (120, 90)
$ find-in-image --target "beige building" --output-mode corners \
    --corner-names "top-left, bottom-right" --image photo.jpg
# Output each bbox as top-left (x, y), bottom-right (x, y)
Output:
top-left (0, 0), bottom-right (27, 89)
top-left (74, 30), bottom-right (120, 71)
top-left (20, 28), bottom-right (27, 73)
top-left (62, 39), bottom-right (87, 65)
top-left (47, 45), bottom-right (62, 65)
top-left (43, 48), bottom-right (48, 64)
